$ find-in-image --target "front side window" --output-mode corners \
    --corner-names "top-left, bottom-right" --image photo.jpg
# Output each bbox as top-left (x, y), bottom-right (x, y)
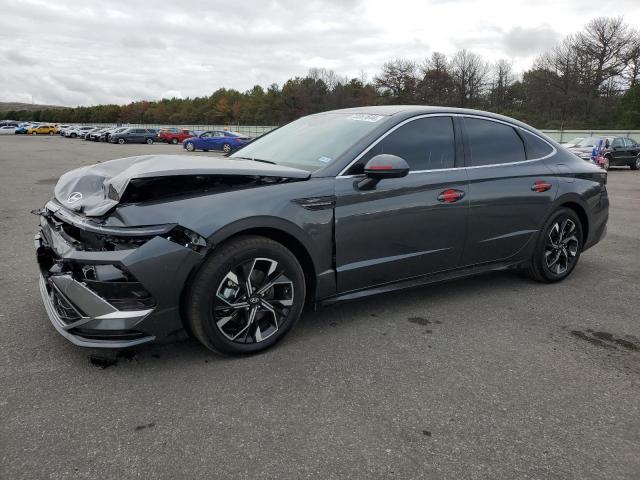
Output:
top-left (612, 138), bottom-right (624, 148)
top-left (464, 117), bottom-right (526, 166)
top-left (348, 116), bottom-right (456, 174)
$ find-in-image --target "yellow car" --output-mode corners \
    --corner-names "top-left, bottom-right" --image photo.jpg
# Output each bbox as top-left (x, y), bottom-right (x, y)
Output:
top-left (27, 125), bottom-right (57, 135)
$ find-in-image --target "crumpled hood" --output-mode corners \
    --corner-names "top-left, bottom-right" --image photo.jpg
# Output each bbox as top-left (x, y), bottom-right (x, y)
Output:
top-left (54, 155), bottom-right (310, 217)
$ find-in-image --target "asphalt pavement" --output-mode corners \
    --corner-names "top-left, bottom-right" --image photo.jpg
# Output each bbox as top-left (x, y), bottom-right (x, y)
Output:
top-left (1, 135), bottom-right (639, 479)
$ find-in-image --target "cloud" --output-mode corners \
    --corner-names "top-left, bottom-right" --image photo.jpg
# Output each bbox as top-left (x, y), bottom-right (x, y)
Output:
top-left (0, 0), bottom-right (638, 106)
top-left (503, 25), bottom-right (561, 57)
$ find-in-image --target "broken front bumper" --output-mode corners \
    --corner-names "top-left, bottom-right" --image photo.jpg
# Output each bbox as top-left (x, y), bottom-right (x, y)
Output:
top-left (35, 207), bottom-right (204, 348)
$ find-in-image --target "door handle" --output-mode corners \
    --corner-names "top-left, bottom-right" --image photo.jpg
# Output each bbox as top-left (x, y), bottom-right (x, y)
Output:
top-left (437, 188), bottom-right (465, 203)
top-left (531, 180), bottom-right (552, 192)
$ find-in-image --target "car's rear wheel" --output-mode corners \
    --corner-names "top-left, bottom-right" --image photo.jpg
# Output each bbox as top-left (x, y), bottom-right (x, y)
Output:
top-left (31, 132), bottom-right (37, 135)
top-left (117, 137), bottom-right (125, 144)
top-left (49, 131), bottom-right (54, 136)
top-left (171, 138), bottom-right (178, 144)
top-left (186, 235), bottom-right (306, 355)
top-left (145, 137), bottom-right (153, 145)
top-left (631, 156), bottom-right (640, 170)
top-left (602, 155), bottom-right (611, 170)
top-left (185, 141), bottom-right (195, 152)
top-left (222, 142), bottom-right (232, 153)
top-left (525, 207), bottom-right (583, 283)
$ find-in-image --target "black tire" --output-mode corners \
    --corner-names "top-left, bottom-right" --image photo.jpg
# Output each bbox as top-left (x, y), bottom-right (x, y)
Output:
top-left (117, 137), bottom-right (125, 144)
top-left (171, 138), bottom-right (178, 144)
top-left (49, 131), bottom-right (54, 136)
top-left (524, 207), bottom-right (583, 283)
top-left (631, 155), bottom-right (640, 170)
top-left (70, 133), bottom-right (77, 138)
top-left (186, 235), bottom-right (306, 355)
top-left (145, 137), bottom-right (153, 145)
top-left (222, 142), bottom-right (231, 153)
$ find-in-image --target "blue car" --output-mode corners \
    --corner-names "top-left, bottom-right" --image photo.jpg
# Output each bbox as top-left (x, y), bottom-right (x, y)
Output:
top-left (182, 130), bottom-right (250, 153)
top-left (14, 123), bottom-right (31, 134)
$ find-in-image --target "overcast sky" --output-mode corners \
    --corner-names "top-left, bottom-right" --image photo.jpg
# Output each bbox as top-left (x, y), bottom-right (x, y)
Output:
top-left (1, 0), bottom-right (639, 107)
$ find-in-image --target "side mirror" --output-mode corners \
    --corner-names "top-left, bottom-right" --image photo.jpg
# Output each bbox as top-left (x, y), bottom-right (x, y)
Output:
top-left (364, 154), bottom-right (410, 179)
top-left (358, 154), bottom-right (409, 190)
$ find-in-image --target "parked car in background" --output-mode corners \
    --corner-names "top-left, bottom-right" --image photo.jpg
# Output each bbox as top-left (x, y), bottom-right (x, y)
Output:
top-left (86, 128), bottom-right (105, 141)
top-left (0, 125), bottom-right (16, 135)
top-left (183, 130), bottom-right (250, 152)
top-left (28, 124), bottom-right (57, 135)
top-left (160, 128), bottom-right (194, 144)
top-left (0, 121), bottom-right (20, 127)
top-left (562, 137), bottom-right (584, 148)
top-left (65, 126), bottom-right (95, 138)
top-left (100, 127), bottom-right (124, 142)
top-left (82, 128), bottom-right (101, 140)
top-left (567, 136), bottom-right (640, 170)
top-left (109, 127), bottom-right (157, 144)
top-left (15, 123), bottom-right (31, 134)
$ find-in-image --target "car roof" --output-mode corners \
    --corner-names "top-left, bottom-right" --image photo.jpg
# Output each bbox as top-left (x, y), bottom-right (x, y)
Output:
top-left (320, 105), bottom-right (542, 132)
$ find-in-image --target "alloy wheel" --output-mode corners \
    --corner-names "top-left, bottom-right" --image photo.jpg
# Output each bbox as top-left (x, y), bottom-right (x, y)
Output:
top-left (222, 143), bottom-right (231, 153)
top-left (544, 218), bottom-right (580, 275)
top-left (214, 257), bottom-right (294, 344)
top-left (186, 142), bottom-right (195, 151)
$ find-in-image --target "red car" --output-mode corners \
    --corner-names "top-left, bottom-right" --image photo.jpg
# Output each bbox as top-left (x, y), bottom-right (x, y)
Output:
top-left (159, 128), bottom-right (194, 144)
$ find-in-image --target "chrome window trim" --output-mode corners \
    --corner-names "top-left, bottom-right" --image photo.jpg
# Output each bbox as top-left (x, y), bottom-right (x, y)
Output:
top-left (337, 113), bottom-right (557, 178)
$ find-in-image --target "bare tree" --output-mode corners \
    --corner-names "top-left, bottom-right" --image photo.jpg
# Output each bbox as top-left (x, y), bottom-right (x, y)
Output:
top-left (576, 17), bottom-right (633, 111)
top-left (417, 52), bottom-right (454, 105)
top-left (488, 59), bottom-right (514, 109)
top-left (450, 50), bottom-right (489, 107)
top-left (374, 59), bottom-right (418, 102)
top-left (623, 31), bottom-right (640, 88)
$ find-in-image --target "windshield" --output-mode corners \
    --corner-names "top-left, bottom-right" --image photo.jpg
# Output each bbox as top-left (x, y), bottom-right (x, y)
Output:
top-left (229, 113), bottom-right (387, 171)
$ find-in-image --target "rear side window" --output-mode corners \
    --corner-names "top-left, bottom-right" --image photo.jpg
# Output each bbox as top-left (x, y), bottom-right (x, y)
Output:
top-left (521, 130), bottom-right (554, 159)
top-left (351, 116), bottom-right (456, 173)
top-left (464, 117), bottom-right (526, 166)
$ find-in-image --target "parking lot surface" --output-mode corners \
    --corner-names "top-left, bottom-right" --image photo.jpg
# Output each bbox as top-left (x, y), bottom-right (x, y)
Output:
top-left (1, 135), bottom-right (639, 479)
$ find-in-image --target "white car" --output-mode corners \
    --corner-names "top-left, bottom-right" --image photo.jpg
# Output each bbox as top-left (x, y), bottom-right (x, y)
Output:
top-left (0, 125), bottom-right (16, 135)
top-left (64, 126), bottom-right (95, 138)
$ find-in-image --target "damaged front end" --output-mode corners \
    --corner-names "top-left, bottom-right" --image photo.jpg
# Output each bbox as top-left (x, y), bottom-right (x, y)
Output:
top-left (35, 201), bottom-right (206, 348)
top-left (35, 155), bottom-right (311, 348)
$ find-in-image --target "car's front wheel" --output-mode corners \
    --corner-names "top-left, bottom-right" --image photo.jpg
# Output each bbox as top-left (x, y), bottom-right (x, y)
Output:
top-left (31, 132), bottom-right (37, 135)
top-left (185, 141), bottom-right (195, 152)
top-left (186, 236), bottom-right (306, 355)
top-left (631, 155), bottom-right (640, 170)
top-left (117, 137), bottom-right (125, 144)
top-left (525, 207), bottom-right (583, 283)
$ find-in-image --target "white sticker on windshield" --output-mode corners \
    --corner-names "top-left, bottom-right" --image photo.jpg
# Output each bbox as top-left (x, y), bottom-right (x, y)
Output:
top-left (317, 156), bottom-right (332, 163)
top-left (346, 114), bottom-right (384, 122)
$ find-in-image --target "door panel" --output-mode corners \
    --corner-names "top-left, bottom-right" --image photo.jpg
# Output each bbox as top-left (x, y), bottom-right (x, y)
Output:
top-left (335, 170), bottom-right (468, 293)
top-left (462, 162), bottom-right (557, 265)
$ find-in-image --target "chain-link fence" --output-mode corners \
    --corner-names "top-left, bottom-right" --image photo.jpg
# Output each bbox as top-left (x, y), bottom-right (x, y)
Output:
top-left (541, 130), bottom-right (640, 143)
top-left (80, 123), bottom-right (277, 138)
